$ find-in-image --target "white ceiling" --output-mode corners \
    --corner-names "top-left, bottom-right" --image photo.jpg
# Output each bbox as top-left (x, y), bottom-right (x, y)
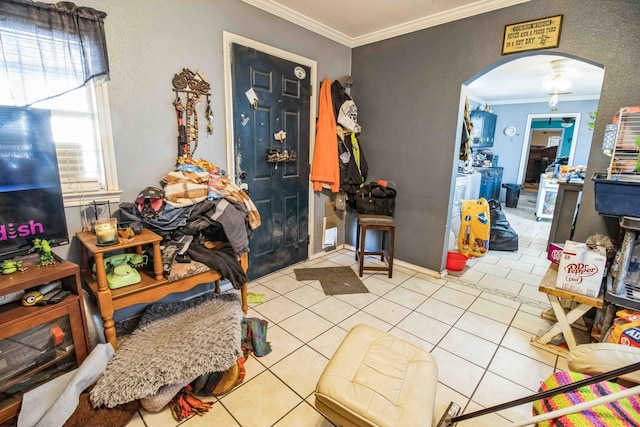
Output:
top-left (241, 0), bottom-right (605, 103)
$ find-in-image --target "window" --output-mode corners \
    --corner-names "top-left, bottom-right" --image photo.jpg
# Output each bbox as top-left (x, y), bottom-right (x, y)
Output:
top-left (30, 81), bottom-right (120, 207)
top-left (0, 0), bottom-right (118, 207)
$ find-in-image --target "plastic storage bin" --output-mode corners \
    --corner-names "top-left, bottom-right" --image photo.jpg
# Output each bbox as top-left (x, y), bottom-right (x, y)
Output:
top-left (592, 173), bottom-right (640, 217)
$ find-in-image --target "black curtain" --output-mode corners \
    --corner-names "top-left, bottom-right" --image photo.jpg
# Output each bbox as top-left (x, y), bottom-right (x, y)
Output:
top-left (0, 0), bottom-right (109, 106)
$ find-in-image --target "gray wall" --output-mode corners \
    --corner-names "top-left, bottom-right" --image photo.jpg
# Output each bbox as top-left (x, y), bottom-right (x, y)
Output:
top-left (352, 0), bottom-right (640, 272)
top-left (51, 0), bottom-right (351, 262)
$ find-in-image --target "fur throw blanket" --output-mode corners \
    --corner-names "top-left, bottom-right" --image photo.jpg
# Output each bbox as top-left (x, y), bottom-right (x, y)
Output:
top-left (90, 292), bottom-right (243, 408)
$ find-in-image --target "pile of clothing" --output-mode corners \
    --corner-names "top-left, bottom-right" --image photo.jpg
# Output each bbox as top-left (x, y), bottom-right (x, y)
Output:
top-left (119, 157), bottom-right (260, 289)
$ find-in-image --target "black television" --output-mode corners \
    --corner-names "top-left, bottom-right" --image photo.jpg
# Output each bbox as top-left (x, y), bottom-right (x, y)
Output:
top-left (0, 106), bottom-right (69, 261)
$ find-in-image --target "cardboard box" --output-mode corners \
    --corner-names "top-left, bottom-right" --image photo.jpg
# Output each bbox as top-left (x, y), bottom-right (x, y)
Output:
top-left (556, 240), bottom-right (606, 297)
top-left (547, 242), bottom-right (563, 265)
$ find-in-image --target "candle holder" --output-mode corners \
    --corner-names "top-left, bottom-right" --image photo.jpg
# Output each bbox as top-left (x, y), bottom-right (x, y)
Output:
top-left (94, 218), bottom-right (119, 246)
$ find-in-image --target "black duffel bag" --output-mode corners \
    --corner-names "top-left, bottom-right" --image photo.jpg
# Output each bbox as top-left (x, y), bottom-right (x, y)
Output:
top-left (355, 182), bottom-right (396, 216)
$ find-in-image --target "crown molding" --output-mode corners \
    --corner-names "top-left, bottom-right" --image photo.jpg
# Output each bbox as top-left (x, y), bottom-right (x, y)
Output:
top-left (242, 0), bottom-right (532, 48)
top-left (240, 0), bottom-right (352, 47)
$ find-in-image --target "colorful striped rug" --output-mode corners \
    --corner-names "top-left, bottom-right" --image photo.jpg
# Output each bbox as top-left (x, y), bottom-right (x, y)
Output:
top-left (533, 371), bottom-right (640, 426)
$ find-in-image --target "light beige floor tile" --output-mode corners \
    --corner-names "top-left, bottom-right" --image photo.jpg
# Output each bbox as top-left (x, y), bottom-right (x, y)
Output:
top-left (362, 297), bottom-right (412, 325)
top-left (307, 326), bottom-right (349, 359)
top-left (518, 254), bottom-right (551, 267)
top-left (415, 298), bottom-right (465, 326)
top-left (470, 261), bottom-right (511, 278)
top-left (361, 275), bottom-right (396, 296)
top-left (468, 298), bottom-right (517, 325)
top-left (511, 310), bottom-right (555, 336)
top-left (471, 371), bottom-right (533, 423)
top-left (270, 346), bottom-right (329, 398)
top-left (396, 311), bottom-right (451, 344)
top-left (255, 325), bottom-right (303, 367)
top-left (220, 371), bottom-right (302, 427)
top-left (518, 284), bottom-right (549, 303)
top-left (273, 401), bottom-right (336, 427)
top-left (326, 252), bottom-right (358, 266)
top-left (488, 347), bottom-right (555, 392)
top-left (383, 286), bottom-right (428, 309)
top-left (252, 270), bottom-right (284, 284)
top-left (246, 283), bottom-right (279, 304)
top-left (308, 297), bottom-right (359, 323)
top-left (338, 310), bottom-right (393, 332)
top-left (478, 291), bottom-right (521, 309)
top-left (431, 347), bottom-right (485, 397)
top-left (438, 327), bottom-right (498, 368)
top-left (260, 274), bottom-right (306, 295)
top-left (444, 280), bottom-right (482, 296)
top-left (517, 246), bottom-right (545, 257)
top-left (243, 353), bottom-right (267, 383)
top-left (500, 327), bottom-right (558, 367)
top-left (400, 275), bottom-right (444, 296)
top-left (477, 274), bottom-right (524, 295)
top-left (455, 311), bottom-right (508, 344)
top-left (283, 285), bottom-right (328, 308)
top-left (431, 286), bottom-right (477, 309)
top-left (532, 264), bottom-right (549, 276)
top-left (252, 295), bottom-right (304, 324)
top-left (375, 268), bottom-right (413, 286)
top-left (456, 400), bottom-right (514, 427)
top-left (278, 310), bottom-right (333, 343)
top-left (476, 253), bottom-right (500, 264)
top-left (456, 268), bottom-right (485, 283)
top-left (506, 269), bottom-right (543, 286)
top-left (333, 291), bottom-right (379, 309)
top-left (496, 257), bottom-right (533, 273)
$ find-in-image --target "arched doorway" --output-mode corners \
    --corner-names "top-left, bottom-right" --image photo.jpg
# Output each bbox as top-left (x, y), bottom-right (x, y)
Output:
top-left (450, 52), bottom-right (604, 248)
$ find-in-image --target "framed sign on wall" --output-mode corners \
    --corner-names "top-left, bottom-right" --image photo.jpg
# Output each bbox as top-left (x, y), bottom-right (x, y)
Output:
top-left (502, 15), bottom-right (563, 55)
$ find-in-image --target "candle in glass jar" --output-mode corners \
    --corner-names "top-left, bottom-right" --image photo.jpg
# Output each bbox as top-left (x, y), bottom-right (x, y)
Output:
top-left (95, 219), bottom-right (117, 244)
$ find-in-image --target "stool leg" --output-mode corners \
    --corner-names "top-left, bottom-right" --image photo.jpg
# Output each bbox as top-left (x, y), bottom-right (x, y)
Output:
top-left (388, 226), bottom-right (395, 278)
top-left (355, 222), bottom-right (361, 261)
top-left (359, 225), bottom-right (367, 277)
top-left (381, 229), bottom-right (387, 262)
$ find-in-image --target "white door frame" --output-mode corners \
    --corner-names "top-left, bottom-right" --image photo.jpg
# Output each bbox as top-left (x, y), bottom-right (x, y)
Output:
top-left (222, 31), bottom-right (317, 260)
top-left (517, 112), bottom-right (581, 184)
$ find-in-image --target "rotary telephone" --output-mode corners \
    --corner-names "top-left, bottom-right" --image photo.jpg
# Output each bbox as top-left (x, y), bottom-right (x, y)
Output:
top-left (93, 253), bottom-right (147, 289)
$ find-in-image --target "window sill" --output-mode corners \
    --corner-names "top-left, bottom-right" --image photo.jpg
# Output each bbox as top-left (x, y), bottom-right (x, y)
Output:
top-left (63, 190), bottom-right (122, 208)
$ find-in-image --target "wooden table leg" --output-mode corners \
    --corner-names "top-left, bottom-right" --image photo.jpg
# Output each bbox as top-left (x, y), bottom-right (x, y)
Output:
top-left (241, 283), bottom-right (248, 314)
top-left (93, 253), bottom-right (117, 350)
top-left (531, 295), bottom-right (592, 355)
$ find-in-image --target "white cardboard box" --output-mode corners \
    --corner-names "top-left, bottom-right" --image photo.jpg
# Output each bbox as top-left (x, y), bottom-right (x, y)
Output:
top-left (556, 240), bottom-right (606, 297)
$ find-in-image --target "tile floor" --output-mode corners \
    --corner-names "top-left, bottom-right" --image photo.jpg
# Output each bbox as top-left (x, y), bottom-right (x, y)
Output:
top-left (127, 190), bottom-right (565, 427)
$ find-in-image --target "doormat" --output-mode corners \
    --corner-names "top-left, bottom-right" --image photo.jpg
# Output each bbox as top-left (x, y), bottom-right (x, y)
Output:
top-left (294, 266), bottom-right (369, 296)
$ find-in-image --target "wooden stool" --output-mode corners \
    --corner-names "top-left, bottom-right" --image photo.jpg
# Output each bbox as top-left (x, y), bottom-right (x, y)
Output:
top-left (355, 214), bottom-right (395, 278)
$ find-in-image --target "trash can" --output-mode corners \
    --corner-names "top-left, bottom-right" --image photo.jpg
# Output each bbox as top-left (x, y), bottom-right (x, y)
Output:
top-left (502, 183), bottom-right (523, 208)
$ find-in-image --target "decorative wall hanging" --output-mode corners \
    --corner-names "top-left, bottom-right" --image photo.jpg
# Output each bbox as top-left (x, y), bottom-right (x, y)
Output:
top-left (502, 15), bottom-right (563, 55)
top-left (172, 68), bottom-right (212, 159)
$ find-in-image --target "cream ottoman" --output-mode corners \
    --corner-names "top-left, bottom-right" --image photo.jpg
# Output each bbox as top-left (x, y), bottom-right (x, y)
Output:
top-left (315, 324), bottom-right (438, 427)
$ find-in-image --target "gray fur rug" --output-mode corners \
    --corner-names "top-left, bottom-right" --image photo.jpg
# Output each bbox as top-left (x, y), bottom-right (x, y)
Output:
top-left (90, 292), bottom-right (242, 408)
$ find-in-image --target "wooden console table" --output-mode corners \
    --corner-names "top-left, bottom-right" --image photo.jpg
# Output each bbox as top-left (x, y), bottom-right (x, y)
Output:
top-left (77, 228), bottom-right (248, 350)
top-left (531, 263), bottom-right (603, 356)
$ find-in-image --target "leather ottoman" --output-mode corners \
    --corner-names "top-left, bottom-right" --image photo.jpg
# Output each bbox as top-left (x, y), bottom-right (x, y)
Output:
top-left (315, 324), bottom-right (438, 427)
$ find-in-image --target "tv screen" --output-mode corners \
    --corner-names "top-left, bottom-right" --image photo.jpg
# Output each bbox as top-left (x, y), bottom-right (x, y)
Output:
top-left (0, 106), bottom-right (69, 260)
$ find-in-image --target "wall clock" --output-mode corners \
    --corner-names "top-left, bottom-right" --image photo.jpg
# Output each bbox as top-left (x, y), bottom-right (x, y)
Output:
top-left (504, 126), bottom-right (517, 137)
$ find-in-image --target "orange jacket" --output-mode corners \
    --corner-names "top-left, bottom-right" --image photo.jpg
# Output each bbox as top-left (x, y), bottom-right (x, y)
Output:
top-left (311, 78), bottom-right (339, 192)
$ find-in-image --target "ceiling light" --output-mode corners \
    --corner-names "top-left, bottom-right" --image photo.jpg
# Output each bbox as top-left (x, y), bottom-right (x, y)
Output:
top-left (560, 122), bottom-right (573, 128)
top-left (548, 93), bottom-right (558, 107)
top-left (561, 117), bottom-right (574, 128)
